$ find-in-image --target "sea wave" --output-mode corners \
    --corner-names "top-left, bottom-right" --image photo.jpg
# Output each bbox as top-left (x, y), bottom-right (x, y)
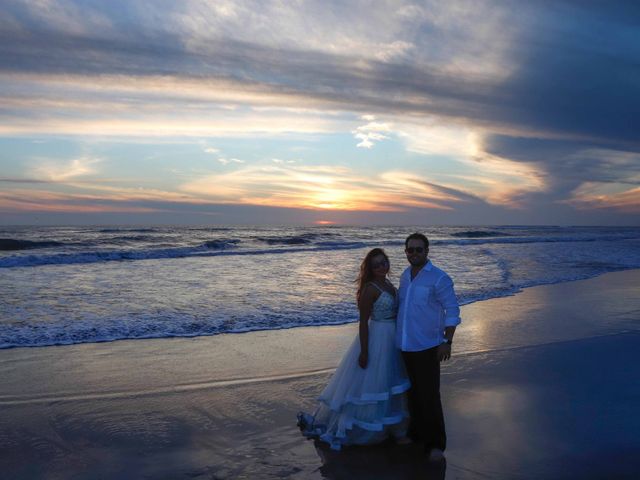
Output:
top-left (256, 235), bottom-right (314, 245)
top-left (432, 233), bottom-right (640, 246)
top-left (1, 266), bottom-right (635, 350)
top-left (0, 241), bottom-right (368, 268)
top-left (450, 230), bottom-right (510, 238)
top-left (254, 232), bottom-right (340, 245)
top-left (2, 231), bottom-right (639, 268)
top-left (98, 228), bottom-right (157, 233)
top-left (0, 238), bottom-right (65, 251)
top-left (203, 239), bottom-right (240, 249)
top-left (107, 235), bottom-right (155, 242)
top-left (0, 304), bottom-right (357, 349)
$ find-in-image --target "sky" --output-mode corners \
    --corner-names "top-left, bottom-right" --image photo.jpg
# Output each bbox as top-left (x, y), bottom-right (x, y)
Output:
top-left (1, 0), bottom-right (639, 226)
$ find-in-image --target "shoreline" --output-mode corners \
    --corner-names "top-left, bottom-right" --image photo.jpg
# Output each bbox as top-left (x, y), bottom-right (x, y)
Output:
top-left (2, 269), bottom-right (639, 399)
top-left (1, 269), bottom-right (639, 479)
top-left (2, 266), bottom-right (639, 351)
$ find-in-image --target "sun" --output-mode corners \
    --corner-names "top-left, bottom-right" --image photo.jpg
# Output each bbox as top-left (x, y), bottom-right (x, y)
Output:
top-left (307, 189), bottom-right (352, 210)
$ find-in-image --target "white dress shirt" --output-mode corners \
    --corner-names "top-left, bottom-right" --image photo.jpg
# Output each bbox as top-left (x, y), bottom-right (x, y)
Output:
top-left (396, 260), bottom-right (461, 352)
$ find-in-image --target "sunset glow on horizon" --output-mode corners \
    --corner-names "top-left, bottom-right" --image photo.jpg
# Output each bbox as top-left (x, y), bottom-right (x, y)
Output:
top-left (1, 1), bottom-right (638, 226)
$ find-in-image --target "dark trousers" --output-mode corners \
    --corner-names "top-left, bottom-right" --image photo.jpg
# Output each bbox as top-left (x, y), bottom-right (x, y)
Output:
top-left (402, 346), bottom-right (446, 451)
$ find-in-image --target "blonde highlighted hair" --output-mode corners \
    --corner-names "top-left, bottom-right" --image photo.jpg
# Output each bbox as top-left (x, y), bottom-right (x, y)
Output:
top-left (355, 248), bottom-right (389, 302)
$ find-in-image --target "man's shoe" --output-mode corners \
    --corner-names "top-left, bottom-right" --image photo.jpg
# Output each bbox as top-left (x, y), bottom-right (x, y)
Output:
top-left (427, 448), bottom-right (445, 462)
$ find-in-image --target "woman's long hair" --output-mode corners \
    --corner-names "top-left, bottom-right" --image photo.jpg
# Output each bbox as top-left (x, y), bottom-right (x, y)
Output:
top-left (355, 248), bottom-right (390, 302)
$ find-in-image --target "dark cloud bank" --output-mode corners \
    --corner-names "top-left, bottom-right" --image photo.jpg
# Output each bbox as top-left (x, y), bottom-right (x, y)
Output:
top-left (1, 0), bottom-right (638, 223)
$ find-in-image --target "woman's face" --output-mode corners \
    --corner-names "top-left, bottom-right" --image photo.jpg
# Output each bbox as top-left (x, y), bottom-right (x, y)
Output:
top-left (370, 254), bottom-right (390, 276)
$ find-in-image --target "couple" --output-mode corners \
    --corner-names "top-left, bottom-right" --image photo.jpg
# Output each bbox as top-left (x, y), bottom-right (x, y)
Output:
top-left (298, 233), bottom-right (461, 462)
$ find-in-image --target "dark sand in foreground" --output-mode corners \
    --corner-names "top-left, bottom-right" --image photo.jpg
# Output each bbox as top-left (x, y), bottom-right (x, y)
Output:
top-left (1, 270), bottom-right (639, 479)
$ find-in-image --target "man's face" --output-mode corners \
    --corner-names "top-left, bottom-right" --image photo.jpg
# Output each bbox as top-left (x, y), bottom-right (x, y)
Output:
top-left (405, 238), bottom-right (428, 267)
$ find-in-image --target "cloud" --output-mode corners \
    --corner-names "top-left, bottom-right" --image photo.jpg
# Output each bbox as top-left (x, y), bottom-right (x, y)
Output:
top-left (0, 1), bottom-right (517, 139)
top-left (352, 116), bottom-right (394, 148)
top-left (349, 117), bottom-right (549, 208)
top-left (1, 163), bottom-right (475, 216)
top-left (33, 156), bottom-right (101, 182)
top-left (0, 189), bottom-right (165, 213)
top-left (2, 0), bottom-right (632, 151)
top-left (0, 180), bottom-right (217, 214)
top-left (0, 177), bottom-right (51, 184)
top-left (565, 184), bottom-right (640, 214)
top-left (352, 120), bottom-right (392, 149)
top-left (217, 158), bottom-right (245, 165)
top-left (396, 120), bottom-right (477, 157)
top-left (1, 0), bottom-right (636, 148)
top-left (1, 0), bottom-right (639, 220)
top-left (481, 135), bottom-right (640, 207)
top-left (271, 158), bottom-right (295, 164)
top-left (180, 163), bottom-right (476, 211)
top-left (0, 73), bottom-right (346, 137)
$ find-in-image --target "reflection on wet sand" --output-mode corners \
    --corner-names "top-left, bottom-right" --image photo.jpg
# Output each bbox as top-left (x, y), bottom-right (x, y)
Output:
top-left (312, 440), bottom-right (446, 480)
top-left (443, 332), bottom-right (640, 479)
top-left (1, 271), bottom-right (639, 478)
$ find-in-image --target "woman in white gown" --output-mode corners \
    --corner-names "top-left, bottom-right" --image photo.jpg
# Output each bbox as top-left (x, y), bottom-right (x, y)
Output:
top-left (298, 248), bottom-right (410, 450)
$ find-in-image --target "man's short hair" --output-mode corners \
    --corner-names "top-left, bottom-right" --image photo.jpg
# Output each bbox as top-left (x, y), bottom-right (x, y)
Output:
top-left (405, 232), bottom-right (429, 249)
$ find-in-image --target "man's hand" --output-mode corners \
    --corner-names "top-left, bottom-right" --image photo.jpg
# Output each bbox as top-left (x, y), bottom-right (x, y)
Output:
top-left (358, 351), bottom-right (368, 369)
top-left (437, 343), bottom-right (452, 362)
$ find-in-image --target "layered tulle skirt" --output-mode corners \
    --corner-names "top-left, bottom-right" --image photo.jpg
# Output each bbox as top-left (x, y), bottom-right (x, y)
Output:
top-left (298, 319), bottom-right (410, 450)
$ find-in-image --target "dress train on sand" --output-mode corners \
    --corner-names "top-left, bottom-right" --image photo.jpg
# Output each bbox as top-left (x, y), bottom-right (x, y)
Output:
top-left (298, 286), bottom-right (410, 450)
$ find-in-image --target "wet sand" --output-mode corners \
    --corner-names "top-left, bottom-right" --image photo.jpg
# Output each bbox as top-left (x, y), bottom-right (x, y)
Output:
top-left (1, 270), bottom-right (639, 479)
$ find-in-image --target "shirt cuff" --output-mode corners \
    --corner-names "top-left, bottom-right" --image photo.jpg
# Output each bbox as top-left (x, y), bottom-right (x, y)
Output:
top-left (444, 316), bottom-right (461, 327)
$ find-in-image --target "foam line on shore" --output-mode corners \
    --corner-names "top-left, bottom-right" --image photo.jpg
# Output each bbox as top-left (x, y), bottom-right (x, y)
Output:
top-left (0, 367), bottom-right (337, 406)
top-left (2, 267), bottom-right (639, 351)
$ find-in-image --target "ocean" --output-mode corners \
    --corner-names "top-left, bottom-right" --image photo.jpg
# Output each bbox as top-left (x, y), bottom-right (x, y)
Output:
top-left (1, 225), bottom-right (639, 349)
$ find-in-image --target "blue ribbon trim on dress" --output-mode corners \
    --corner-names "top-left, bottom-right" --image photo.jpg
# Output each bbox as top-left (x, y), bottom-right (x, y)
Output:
top-left (318, 379), bottom-right (411, 411)
top-left (306, 410), bottom-right (409, 451)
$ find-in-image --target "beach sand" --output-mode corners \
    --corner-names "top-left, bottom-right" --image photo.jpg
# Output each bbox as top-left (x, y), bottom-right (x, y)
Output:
top-left (1, 270), bottom-right (639, 479)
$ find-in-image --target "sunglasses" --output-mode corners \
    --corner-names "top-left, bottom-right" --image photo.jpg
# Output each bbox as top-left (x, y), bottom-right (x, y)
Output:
top-left (405, 247), bottom-right (425, 254)
top-left (371, 259), bottom-right (389, 269)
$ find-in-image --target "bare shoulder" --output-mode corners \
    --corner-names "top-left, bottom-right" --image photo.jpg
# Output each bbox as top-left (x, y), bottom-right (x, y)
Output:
top-left (360, 283), bottom-right (380, 303)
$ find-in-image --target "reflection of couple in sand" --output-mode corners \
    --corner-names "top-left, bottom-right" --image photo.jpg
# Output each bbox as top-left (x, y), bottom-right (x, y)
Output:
top-left (299, 232), bottom-right (461, 463)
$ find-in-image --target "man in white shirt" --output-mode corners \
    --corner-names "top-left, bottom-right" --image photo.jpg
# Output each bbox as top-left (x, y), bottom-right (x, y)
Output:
top-left (396, 232), bottom-right (461, 462)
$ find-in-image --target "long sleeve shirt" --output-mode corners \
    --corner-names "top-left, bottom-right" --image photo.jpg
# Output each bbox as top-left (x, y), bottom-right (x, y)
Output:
top-left (396, 260), bottom-right (461, 352)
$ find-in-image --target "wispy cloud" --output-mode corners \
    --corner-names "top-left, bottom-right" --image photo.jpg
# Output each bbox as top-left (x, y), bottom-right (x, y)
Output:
top-left (0, 189), bottom-right (162, 213)
top-left (217, 158), bottom-right (245, 165)
top-left (352, 117), bottom-right (392, 148)
top-left (566, 184), bottom-right (640, 213)
top-left (271, 158), bottom-right (296, 164)
top-left (1, 1), bottom-right (636, 150)
top-left (32, 156), bottom-right (101, 182)
top-left (0, 181), bottom-right (215, 214)
top-left (396, 121), bottom-right (477, 157)
top-left (481, 136), bottom-right (640, 209)
top-left (0, 177), bottom-right (52, 184)
top-left (180, 164), bottom-right (473, 211)
top-left (1, 0), bottom-right (639, 222)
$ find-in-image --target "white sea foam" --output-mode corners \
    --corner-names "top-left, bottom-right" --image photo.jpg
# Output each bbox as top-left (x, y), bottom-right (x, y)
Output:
top-left (1, 225), bottom-right (639, 348)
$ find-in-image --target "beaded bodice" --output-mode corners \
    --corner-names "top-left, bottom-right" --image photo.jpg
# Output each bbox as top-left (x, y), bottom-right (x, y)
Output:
top-left (370, 285), bottom-right (398, 322)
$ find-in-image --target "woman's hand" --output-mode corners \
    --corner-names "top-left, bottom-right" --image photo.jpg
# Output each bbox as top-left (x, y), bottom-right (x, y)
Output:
top-left (358, 351), bottom-right (368, 369)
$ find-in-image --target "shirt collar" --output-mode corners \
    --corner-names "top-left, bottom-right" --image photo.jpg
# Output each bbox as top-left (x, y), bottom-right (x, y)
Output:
top-left (403, 259), bottom-right (432, 277)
